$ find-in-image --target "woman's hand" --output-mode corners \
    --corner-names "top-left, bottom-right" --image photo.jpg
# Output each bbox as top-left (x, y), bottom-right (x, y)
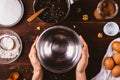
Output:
top-left (29, 36), bottom-right (43, 80)
top-left (76, 35), bottom-right (89, 80)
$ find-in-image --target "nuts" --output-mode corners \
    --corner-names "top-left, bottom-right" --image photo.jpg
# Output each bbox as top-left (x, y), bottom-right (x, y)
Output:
top-left (82, 14), bottom-right (89, 21)
top-left (36, 26), bottom-right (41, 31)
top-left (97, 32), bottom-right (103, 38)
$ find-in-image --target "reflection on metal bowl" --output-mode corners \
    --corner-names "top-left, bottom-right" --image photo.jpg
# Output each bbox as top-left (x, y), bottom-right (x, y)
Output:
top-left (36, 25), bottom-right (82, 73)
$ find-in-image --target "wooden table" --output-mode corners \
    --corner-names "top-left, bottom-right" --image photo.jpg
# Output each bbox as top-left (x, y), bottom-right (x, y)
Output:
top-left (0, 0), bottom-right (120, 80)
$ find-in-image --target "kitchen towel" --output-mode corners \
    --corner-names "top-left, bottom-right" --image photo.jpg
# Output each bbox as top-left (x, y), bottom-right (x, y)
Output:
top-left (91, 38), bottom-right (120, 80)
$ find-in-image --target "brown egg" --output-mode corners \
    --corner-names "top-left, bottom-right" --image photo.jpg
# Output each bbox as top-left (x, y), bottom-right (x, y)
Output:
top-left (111, 65), bottom-right (120, 78)
top-left (103, 57), bottom-right (114, 70)
top-left (112, 41), bottom-right (120, 52)
top-left (112, 53), bottom-right (120, 64)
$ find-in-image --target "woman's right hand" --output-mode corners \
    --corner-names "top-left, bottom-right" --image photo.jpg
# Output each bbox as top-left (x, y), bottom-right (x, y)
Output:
top-left (29, 36), bottom-right (43, 80)
top-left (76, 35), bottom-right (89, 80)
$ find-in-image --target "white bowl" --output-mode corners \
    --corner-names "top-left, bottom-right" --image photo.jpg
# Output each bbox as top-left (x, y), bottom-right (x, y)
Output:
top-left (0, 0), bottom-right (24, 27)
top-left (103, 22), bottom-right (119, 36)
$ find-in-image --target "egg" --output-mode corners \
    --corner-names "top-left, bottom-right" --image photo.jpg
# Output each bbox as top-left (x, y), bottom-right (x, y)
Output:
top-left (112, 53), bottom-right (120, 64)
top-left (111, 65), bottom-right (120, 78)
top-left (103, 57), bottom-right (114, 70)
top-left (112, 41), bottom-right (120, 52)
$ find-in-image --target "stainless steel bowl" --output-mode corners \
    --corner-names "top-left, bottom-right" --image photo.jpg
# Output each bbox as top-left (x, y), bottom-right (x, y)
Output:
top-left (36, 25), bottom-right (82, 73)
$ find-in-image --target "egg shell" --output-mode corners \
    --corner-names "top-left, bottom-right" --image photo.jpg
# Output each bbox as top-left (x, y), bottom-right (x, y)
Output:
top-left (112, 41), bottom-right (120, 52)
top-left (103, 57), bottom-right (115, 70)
top-left (112, 53), bottom-right (120, 64)
top-left (111, 65), bottom-right (120, 78)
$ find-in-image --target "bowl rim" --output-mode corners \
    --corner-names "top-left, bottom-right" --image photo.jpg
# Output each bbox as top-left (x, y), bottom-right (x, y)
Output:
top-left (97, 0), bottom-right (119, 19)
top-left (0, 0), bottom-right (24, 27)
top-left (0, 29), bottom-right (22, 64)
top-left (33, 0), bottom-right (70, 24)
top-left (103, 22), bottom-right (119, 36)
top-left (36, 25), bottom-right (82, 73)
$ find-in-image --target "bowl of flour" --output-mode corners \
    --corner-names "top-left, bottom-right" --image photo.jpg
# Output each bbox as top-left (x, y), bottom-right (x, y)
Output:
top-left (0, 29), bottom-right (22, 64)
top-left (0, 0), bottom-right (24, 27)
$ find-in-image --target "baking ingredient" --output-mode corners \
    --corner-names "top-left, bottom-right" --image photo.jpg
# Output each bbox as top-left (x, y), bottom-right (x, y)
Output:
top-left (94, 0), bottom-right (117, 20)
top-left (112, 41), bottom-right (120, 52)
top-left (100, 1), bottom-right (116, 17)
top-left (34, 0), bottom-right (68, 23)
top-left (0, 0), bottom-right (23, 26)
top-left (111, 65), bottom-right (120, 78)
top-left (103, 57), bottom-right (114, 70)
top-left (7, 72), bottom-right (19, 80)
top-left (82, 14), bottom-right (89, 21)
top-left (97, 32), bottom-right (103, 38)
top-left (112, 53), bottom-right (120, 64)
top-left (94, 9), bottom-right (103, 20)
top-left (0, 36), bottom-right (14, 50)
top-left (0, 34), bottom-right (20, 59)
top-left (36, 26), bottom-right (41, 31)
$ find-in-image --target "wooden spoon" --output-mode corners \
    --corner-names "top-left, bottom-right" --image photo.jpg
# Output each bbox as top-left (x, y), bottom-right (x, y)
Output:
top-left (27, 8), bottom-right (46, 22)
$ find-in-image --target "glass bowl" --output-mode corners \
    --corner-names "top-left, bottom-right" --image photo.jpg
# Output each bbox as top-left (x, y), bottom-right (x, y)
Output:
top-left (0, 29), bottom-right (22, 64)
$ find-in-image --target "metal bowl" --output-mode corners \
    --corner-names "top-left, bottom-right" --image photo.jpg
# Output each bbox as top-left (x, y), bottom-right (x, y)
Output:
top-left (33, 0), bottom-right (70, 24)
top-left (36, 26), bottom-right (82, 73)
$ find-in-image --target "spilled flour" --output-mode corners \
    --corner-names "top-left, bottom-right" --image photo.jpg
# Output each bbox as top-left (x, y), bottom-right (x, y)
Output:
top-left (0, 0), bottom-right (23, 26)
top-left (0, 34), bottom-right (20, 59)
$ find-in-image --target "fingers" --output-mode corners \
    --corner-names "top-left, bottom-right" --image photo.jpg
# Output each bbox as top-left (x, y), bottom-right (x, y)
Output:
top-left (29, 36), bottom-right (39, 58)
top-left (79, 35), bottom-right (89, 58)
top-left (28, 36), bottom-right (42, 72)
top-left (79, 35), bottom-right (87, 48)
top-left (32, 36), bottom-right (39, 48)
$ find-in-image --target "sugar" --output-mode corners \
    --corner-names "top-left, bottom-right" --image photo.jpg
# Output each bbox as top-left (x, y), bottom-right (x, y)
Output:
top-left (0, 0), bottom-right (23, 26)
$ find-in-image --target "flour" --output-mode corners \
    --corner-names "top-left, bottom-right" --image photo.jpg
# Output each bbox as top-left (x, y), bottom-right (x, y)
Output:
top-left (0, 34), bottom-right (20, 59)
top-left (0, 36), bottom-right (14, 50)
top-left (0, 0), bottom-right (23, 26)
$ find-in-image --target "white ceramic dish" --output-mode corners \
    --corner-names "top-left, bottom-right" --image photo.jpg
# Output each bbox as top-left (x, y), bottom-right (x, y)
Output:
top-left (0, 0), bottom-right (24, 27)
top-left (103, 22), bottom-right (119, 36)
